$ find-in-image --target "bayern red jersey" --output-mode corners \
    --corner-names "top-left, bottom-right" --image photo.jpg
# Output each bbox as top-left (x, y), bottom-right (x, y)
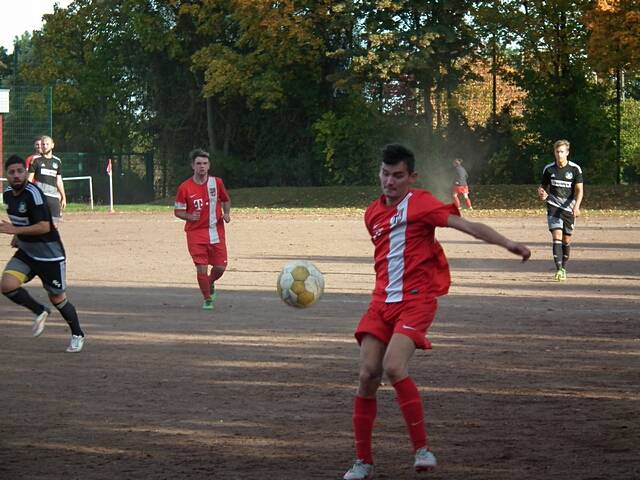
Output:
top-left (174, 176), bottom-right (229, 245)
top-left (365, 189), bottom-right (459, 303)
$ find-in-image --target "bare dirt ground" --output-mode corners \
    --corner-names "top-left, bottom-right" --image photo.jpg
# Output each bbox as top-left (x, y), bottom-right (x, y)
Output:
top-left (1, 211), bottom-right (638, 480)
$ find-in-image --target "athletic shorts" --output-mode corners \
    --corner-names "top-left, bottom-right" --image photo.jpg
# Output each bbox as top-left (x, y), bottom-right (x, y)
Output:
top-left (547, 207), bottom-right (575, 235)
top-left (45, 196), bottom-right (62, 222)
top-left (355, 298), bottom-right (438, 350)
top-left (453, 185), bottom-right (469, 195)
top-left (4, 250), bottom-right (67, 295)
top-left (187, 241), bottom-right (228, 267)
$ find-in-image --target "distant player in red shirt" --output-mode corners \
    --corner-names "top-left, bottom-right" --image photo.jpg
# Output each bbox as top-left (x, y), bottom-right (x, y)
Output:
top-left (25, 136), bottom-right (43, 171)
top-left (174, 149), bottom-right (231, 310)
top-left (343, 144), bottom-right (530, 480)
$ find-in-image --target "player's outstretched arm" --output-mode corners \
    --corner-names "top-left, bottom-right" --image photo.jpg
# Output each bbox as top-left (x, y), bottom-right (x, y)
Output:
top-left (447, 215), bottom-right (531, 262)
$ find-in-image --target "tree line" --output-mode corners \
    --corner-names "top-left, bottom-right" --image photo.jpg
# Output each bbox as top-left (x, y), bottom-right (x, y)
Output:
top-left (1, 0), bottom-right (639, 196)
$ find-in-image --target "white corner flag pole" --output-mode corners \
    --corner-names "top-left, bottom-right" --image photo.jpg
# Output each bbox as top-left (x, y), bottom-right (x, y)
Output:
top-left (107, 158), bottom-right (114, 213)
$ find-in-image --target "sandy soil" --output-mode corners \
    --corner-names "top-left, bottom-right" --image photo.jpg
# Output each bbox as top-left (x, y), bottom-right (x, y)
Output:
top-left (0, 211), bottom-right (638, 479)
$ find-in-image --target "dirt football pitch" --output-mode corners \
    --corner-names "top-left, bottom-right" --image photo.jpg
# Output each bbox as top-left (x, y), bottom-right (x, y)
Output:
top-left (1, 211), bottom-right (638, 480)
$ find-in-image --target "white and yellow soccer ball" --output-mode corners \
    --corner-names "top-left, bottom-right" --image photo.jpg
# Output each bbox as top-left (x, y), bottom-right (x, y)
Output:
top-left (277, 260), bottom-right (325, 308)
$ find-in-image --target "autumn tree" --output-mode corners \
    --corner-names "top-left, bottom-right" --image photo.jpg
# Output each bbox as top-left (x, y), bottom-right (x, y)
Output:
top-left (585, 0), bottom-right (640, 182)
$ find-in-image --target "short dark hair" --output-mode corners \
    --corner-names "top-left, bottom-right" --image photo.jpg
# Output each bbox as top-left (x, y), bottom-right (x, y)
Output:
top-left (5, 154), bottom-right (26, 170)
top-left (189, 149), bottom-right (210, 162)
top-left (382, 144), bottom-right (415, 173)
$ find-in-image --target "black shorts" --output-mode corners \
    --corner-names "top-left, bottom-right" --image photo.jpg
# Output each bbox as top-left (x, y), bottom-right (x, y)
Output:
top-left (547, 207), bottom-right (575, 235)
top-left (45, 196), bottom-right (61, 221)
top-left (4, 250), bottom-right (67, 294)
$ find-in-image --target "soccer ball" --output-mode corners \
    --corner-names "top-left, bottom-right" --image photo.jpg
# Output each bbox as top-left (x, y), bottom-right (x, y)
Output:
top-left (277, 260), bottom-right (325, 308)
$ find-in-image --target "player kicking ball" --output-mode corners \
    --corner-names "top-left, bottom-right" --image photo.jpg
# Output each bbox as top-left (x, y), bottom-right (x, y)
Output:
top-left (343, 144), bottom-right (530, 479)
top-left (1, 155), bottom-right (85, 353)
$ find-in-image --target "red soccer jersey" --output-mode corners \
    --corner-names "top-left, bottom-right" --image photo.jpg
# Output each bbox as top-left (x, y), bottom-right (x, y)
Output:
top-left (174, 176), bottom-right (229, 245)
top-left (365, 189), bottom-right (460, 303)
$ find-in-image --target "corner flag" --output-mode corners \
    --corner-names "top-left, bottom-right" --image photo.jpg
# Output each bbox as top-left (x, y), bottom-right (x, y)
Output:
top-left (107, 159), bottom-right (114, 213)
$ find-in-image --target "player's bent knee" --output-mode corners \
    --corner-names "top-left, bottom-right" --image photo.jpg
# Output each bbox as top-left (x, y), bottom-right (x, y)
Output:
top-left (383, 364), bottom-right (409, 384)
top-left (1, 272), bottom-right (22, 293)
top-left (358, 368), bottom-right (382, 389)
top-left (48, 292), bottom-right (66, 305)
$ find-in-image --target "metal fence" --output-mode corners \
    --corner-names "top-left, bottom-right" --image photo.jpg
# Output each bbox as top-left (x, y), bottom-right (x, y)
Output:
top-left (1, 85), bottom-right (52, 156)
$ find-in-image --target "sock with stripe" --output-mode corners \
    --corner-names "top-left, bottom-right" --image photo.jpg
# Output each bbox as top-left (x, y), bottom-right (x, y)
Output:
top-left (393, 376), bottom-right (428, 451)
top-left (562, 242), bottom-right (571, 267)
top-left (54, 299), bottom-right (84, 337)
top-left (552, 240), bottom-right (563, 270)
top-left (352, 396), bottom-right (377, 464)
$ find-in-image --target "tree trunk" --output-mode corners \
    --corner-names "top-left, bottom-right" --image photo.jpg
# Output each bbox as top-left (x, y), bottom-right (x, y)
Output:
top-left (491, 39), bottom-right (497, 123)
top-left (206, 96), bottom-right (218, 154)
top-left (616, 68), bottom-right (622, 184)
top-left (223, 113), bottom-right (232, 156)
top-left (422, 78), bottom-right (434, 134)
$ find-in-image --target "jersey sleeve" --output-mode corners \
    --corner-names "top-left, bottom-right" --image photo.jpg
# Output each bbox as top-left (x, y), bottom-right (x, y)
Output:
top-left (574, 167), bottom-right (584, 184)
top-left (416, 192), bottom-right (460, 227)
top-left (174, 182), bottom-right (187, 210)
top-left (540, 167), bottom-right (551, 187)
top-left (27, 188), bottom-right (51, 224)
top-left (28, 158), bottom-right (38, 175)
top-left (424, 202), bottom-right (460, 227)
top-left (216, 177), bottom-right (229, 202)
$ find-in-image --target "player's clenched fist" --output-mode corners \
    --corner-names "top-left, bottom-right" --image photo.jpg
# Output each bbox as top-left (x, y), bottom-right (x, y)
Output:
top-left (537, 186), bottom-right (548, 201)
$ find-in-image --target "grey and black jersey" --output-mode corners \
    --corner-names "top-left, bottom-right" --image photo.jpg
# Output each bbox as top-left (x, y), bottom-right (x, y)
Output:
top-left (453, 165), bottom-right (468, 186)
top-left (28, 155), bottom-right (62, 199)
top-left (540, 161), bottom-right (583, 213)
top-left (3, 183), bottom-right (66, 262)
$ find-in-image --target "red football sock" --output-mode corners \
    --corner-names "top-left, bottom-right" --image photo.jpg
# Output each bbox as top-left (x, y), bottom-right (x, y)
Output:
top-left (393, 377), bottom-right (428, 451)
top-left (197, 273), bottom-right (211, 300)
top-left (209, 268), bottom-right (224, 287)
top-left (353, 396), bottom-right (377, 464)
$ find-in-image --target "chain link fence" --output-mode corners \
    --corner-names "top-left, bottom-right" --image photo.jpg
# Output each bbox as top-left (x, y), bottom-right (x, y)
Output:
top-left (2, 85), bottom-right (52, 157)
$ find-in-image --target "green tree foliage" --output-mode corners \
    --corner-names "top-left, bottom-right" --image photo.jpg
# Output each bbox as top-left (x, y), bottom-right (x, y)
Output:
top-left (477, 0), bottom-right (616, 183)
top-left (621, 98), bottom-right (640, 181)
top-left (344, 0), bottom-right (477, 132)
top-left (6, 0), bottom-right (636, 197)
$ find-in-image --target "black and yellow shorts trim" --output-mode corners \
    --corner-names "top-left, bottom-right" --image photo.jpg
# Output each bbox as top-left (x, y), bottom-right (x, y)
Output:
top-left (3, 250), bottom-right (67, 295)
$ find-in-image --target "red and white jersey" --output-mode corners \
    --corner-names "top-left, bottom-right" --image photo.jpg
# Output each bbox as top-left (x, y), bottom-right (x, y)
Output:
top-left (174, 176), bottom-right (229, 245)
top-left (365, 189), bottom-right (459, 303)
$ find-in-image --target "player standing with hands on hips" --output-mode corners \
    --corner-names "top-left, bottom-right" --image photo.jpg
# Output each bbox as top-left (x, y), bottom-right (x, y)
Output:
top-left (537, 139), bottom-right (583, 281)
top-left (1, 155), bottom-right (85, 352)
top-left (343, 144), bottom-right (530, 480)
top-left (174, 149), bottom-right (231, 310)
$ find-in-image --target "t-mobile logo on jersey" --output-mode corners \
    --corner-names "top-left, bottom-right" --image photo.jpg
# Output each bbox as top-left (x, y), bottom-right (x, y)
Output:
top-left (193, 198), bottom-right (204, 209)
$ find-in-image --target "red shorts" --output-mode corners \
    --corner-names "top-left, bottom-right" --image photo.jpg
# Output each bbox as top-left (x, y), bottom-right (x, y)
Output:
top-left (187, 242), bottom-right (228, 266)
top-left (355, 298), bottom-right (438, 350)
top-left (453, 185), bottom-right (469, 195)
